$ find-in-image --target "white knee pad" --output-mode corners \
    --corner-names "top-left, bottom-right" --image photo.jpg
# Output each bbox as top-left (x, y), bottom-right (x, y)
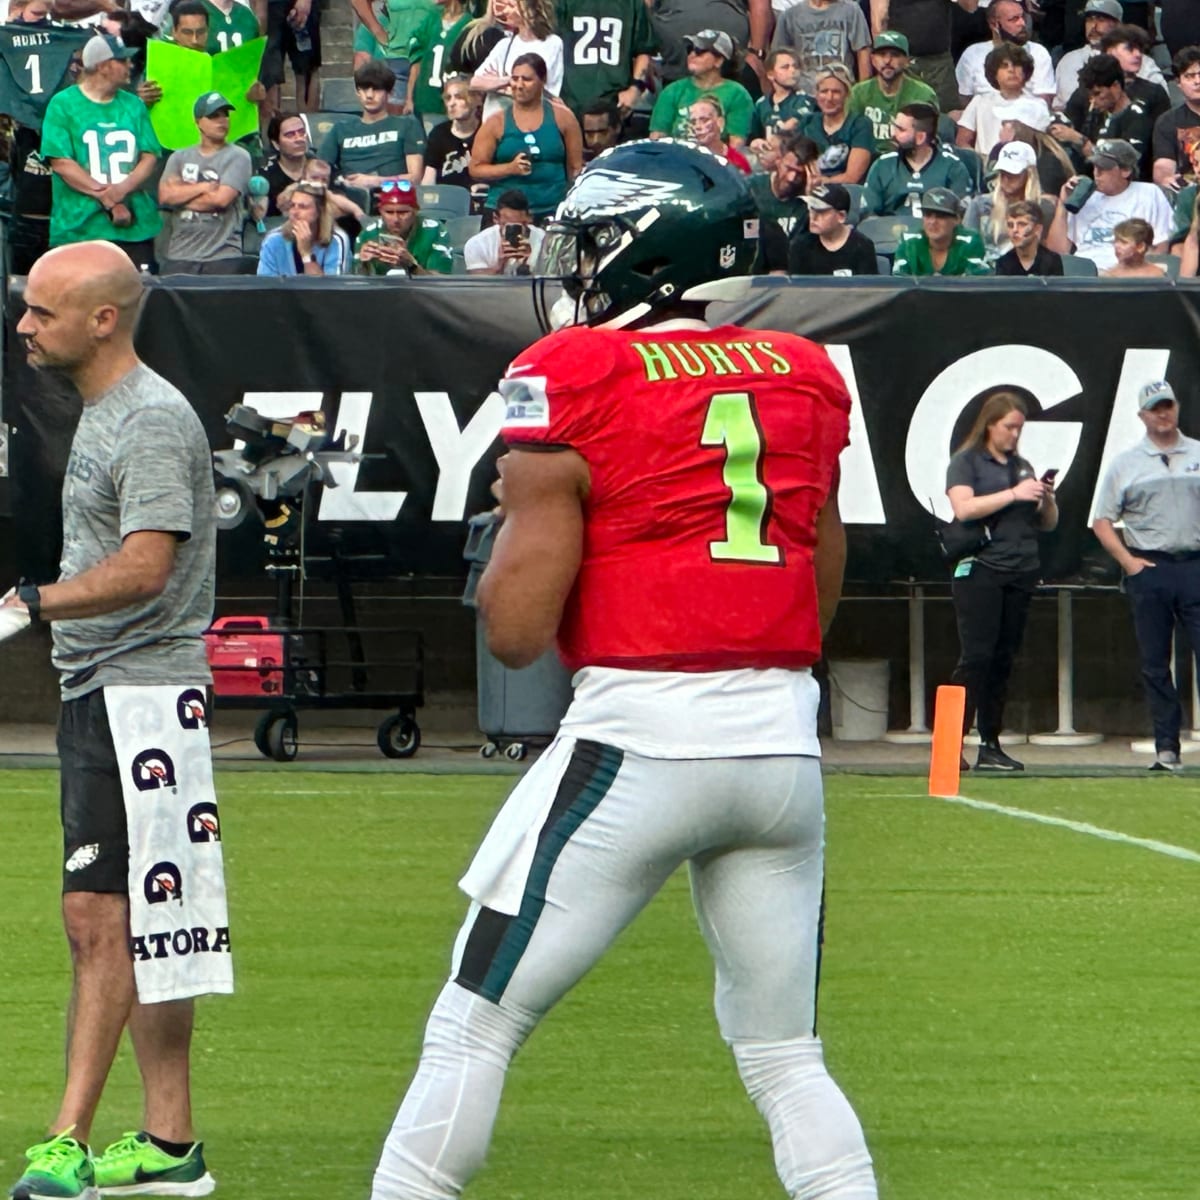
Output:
top-left (371, 983), bottom-right (538, 1200)
top-left (731, 1035), bottom-right (877, 1200)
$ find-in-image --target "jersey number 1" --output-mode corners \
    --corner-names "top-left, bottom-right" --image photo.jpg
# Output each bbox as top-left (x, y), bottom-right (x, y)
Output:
top-left (701, 391), bottom-right (781, 564)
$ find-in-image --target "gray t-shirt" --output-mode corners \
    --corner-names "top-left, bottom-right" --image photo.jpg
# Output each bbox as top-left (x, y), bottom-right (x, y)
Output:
top-left (772, 0), bottom-right (869, 93)
top-left (54, 363), bottom-right (216, 699)
top-left (162, 142), bottom-right (253, 263)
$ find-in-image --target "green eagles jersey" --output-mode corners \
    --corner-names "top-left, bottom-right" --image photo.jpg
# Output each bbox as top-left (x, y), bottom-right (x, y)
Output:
top-left (847, 74), bottom-right (937, 154)
top-left (0, 23), bottom-right (91, 132)
top-left (556, 0), bottom-right (656, 115)
top-left (748, 90), bottom-right (813, 142)
top-left (41, 84), bottom-right (162, 245)
top-left (892, 227), bottom-right (990, 276)
top-left (201, 0), bottom-right (261, 55)
top-left (354, 216), bottom-right (452, 273)
top-left (862, 144), bottom-right (975, 215)
top-left (409, 9), bottom-right (471, 117)
top-left (1170, 182), bottom-right (1197, 244)
top-left (649, 76), bottom-right (753, 141)
top-left (318, 112), bottom-right (426, 177)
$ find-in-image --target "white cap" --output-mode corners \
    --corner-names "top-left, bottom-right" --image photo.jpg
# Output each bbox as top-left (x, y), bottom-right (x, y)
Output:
top-left (993, 141), bottom-right (1037, 175)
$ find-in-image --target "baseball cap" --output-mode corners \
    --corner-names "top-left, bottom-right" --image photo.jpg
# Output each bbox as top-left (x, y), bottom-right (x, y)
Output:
top-left (992, 141), bottom-right (1037, 175)
top-left (921, 186), bottom-right (960, 216)
top-left (1088, 138), bottom-right (1138, 170)
top-left (872, 30), bottom-right (909, 54)
top-left (378, 178), bottom-right (419, 209)
top-left (1083, 0), bottom-right (1122, 18)
top-left (1138, 380), bottom-right (1177, 410)
top-left (194, 91), bottom-right (235, 119)
top-left (684, 29), bottom-right (735, 60)
top-left (802, 183), bottom-right (851, 213)
top-left (81, 33), bottom-right (136, 69)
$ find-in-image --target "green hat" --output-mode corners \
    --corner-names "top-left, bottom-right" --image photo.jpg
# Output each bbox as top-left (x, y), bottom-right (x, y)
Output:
top-left (872, 30), bottom-right (909, 54)
top-left (921, 186), bottom-right (960, 216)
top-left (194, 91), bottom-right (235, 119)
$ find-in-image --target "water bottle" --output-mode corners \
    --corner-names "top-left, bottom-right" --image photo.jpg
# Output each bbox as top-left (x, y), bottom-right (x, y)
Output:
top-left (247, 174), bottom-right (270, 233)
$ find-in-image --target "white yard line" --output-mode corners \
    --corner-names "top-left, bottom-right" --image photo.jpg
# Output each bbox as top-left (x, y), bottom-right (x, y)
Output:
top-left (915, 791), bottom-right (1200, 864)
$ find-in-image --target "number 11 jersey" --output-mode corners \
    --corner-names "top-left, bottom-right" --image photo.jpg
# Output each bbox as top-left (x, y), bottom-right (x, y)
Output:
top-left (499, 319), bottom-right (851, 676)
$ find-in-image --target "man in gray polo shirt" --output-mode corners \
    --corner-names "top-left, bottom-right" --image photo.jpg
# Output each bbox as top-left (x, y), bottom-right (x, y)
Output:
top-left (1093, 380), bottom-right (1200, 771)
top-left (157, 90), bottom-right (253, 274)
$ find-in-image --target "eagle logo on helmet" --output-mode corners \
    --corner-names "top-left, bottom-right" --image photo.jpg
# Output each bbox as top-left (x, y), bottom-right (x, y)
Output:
top-left (560, 166), bottom-right (686, 218)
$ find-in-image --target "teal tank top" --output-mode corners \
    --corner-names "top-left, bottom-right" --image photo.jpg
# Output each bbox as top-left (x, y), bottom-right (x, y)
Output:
top-left (486, 100), bottom-right (567, 218)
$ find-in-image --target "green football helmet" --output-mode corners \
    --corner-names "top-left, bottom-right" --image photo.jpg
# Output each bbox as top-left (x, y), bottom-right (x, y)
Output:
top-left (537, 139), bottom-right (759, 330)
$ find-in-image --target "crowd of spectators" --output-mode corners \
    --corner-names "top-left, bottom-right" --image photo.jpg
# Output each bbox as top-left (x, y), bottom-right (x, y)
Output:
top-left (3, 0), bottom-right (1200, 280)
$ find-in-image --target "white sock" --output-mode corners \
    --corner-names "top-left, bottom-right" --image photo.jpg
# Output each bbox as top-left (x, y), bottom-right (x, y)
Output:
top-left (371, 981), bottom-right (536, 1200)
top-left (731, 1035), bottom-right (877, 1200)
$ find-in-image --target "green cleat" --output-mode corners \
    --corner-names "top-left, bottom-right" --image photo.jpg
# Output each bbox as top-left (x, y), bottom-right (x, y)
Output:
top-left (9, 1130), bottom-right (97, 1200)
top-left (92, 1134), bottom-right (214, 1198)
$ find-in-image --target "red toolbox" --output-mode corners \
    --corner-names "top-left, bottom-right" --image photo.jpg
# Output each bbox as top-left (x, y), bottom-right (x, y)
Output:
top-left (203, 616), bottom-right (288, 697)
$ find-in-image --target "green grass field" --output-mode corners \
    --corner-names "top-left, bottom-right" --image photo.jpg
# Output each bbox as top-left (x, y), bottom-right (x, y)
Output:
top-left (2, 769), bottom-right (1199, 1199)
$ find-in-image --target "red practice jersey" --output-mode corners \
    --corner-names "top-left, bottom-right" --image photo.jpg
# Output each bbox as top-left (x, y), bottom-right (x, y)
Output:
top-left (499, 321), bottom-right (851, 673)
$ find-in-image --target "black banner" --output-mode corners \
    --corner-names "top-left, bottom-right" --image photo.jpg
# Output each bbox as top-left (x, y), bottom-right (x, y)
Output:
top-left (7, 276), bottom-right (1200, 587)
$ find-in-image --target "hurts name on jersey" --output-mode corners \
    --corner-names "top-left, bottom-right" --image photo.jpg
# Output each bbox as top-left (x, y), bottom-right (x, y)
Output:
top-left (632, 338), bottom-right (794, 383)
top-left (10, 31), bottom-right (52, 45)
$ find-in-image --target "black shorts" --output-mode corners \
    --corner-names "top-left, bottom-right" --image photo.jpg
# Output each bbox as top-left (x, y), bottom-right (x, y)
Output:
top-left (262, 0), bottom-right (322, 87)
top-left (58, 689), bottom-right (130, 894)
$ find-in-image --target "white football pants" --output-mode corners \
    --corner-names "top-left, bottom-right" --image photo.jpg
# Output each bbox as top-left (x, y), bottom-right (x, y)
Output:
top-left (371, 741), bottom-right (876, 1200)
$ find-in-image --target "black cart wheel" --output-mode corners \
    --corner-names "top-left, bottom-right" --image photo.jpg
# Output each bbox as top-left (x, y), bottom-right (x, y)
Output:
top-left (378, 713), bottom-right (421, 758)
top-left (504, 742), bottom-right (527, 762)
top-left (480, 741), bottom-right (499, 759)
top-left (259, 710), bottom-right (298, 762)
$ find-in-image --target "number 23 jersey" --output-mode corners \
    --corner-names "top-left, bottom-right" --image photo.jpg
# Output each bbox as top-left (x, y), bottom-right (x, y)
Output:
top-left (41, 84), bottom-right (163, 246)
top-left (500, 319), bottom-right (851, 675)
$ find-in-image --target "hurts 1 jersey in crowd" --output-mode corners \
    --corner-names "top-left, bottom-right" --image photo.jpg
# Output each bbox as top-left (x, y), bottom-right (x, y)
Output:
top-left (499, 321), bottom-right (851, 674)
top-left (0, 23), bottom-right (90, 130)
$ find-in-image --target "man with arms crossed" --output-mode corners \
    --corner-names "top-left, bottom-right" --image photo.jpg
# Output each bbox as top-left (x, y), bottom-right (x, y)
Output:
top-left (1092, 380), bottom-right (1200, 773)
top-left (370, 139), bottom-right (876, 1200)
top-left (3, 240), bottom-right (229, 1200)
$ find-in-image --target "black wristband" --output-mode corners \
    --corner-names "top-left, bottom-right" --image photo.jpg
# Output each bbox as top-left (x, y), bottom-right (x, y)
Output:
top-left (633, 77), bottom-right (649, 92)
top-left (17, 581), bottom-right (41, 622)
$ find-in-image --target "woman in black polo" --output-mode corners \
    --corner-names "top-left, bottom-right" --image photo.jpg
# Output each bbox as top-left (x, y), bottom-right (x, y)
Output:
top-left (946, 392), bottom-right (1058, 770)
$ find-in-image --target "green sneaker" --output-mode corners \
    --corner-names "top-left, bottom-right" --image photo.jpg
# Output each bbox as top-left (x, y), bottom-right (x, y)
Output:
top-left (9, 1130), bottom-right (97, 1199)
top-left (92, 1134), bottom-right (213, 1198)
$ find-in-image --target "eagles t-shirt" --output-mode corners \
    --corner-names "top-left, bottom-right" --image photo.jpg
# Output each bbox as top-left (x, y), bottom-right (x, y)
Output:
top-left (423, 119), bottom-right (473, 189)
top-left (317, 112), bottom-right (426, 177)
top-left (0, 23), bottom-right (90, 131)
top-left (41, 83), bottom-right (162, 245)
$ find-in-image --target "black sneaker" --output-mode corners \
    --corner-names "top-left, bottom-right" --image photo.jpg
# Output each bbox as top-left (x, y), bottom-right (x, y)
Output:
top-left (959, 756), bottom-right (970, 773)
top-left (975, 743), bottom-right (1024, 771)
top-left (1149, 750), bottom-right (1181, 772)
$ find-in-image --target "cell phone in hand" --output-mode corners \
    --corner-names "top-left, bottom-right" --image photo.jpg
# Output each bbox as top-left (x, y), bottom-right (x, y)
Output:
top-left (503, 222), bottom-right (526, 247)
top-left (1040, 468), bottom-right (1059, 484)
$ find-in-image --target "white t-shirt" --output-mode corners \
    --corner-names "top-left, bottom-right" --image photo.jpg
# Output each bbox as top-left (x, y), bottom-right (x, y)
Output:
top-left (1067, 181), bottom-right (1173, 267)
top-left (957, 92), bottom-right (1051, 156)
top-left (477, 33), bottom-right (564, 120)
top-left (463, 222), bottom-right (546, 273)
top-left (956, 38), bottom-right (1055, 100)
top-left (1053, 45), bottom-right (1167, 111)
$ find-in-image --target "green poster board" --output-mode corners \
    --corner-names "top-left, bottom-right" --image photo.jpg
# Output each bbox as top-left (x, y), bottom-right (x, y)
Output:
top-left (146, 36), bottom-right (265, 149)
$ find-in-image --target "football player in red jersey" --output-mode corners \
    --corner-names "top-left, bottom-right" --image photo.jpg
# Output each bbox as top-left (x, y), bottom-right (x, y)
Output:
top-left (371, 140), bottom-right (877, 1200)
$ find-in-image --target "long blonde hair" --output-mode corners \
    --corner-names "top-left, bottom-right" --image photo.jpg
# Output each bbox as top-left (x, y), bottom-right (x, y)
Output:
top-left (513, 0), bottom-right (555, 40)
top-left (279, 181), bottom-right (336, 247)
top-left (987, 166), bottom-right (1042, 247)
top-left (460, 0), bottom-right (507, 59)
top-left (1006, 119), bottom-right (1073, 180)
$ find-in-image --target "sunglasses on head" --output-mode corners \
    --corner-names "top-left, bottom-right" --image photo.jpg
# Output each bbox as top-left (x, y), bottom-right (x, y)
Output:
top-left (380, 179), bottom-right (415, 195)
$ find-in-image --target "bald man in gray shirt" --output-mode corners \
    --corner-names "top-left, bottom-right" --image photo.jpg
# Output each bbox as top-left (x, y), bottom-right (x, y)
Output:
top-left (1093, 379), bottom-right (1200, 771)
